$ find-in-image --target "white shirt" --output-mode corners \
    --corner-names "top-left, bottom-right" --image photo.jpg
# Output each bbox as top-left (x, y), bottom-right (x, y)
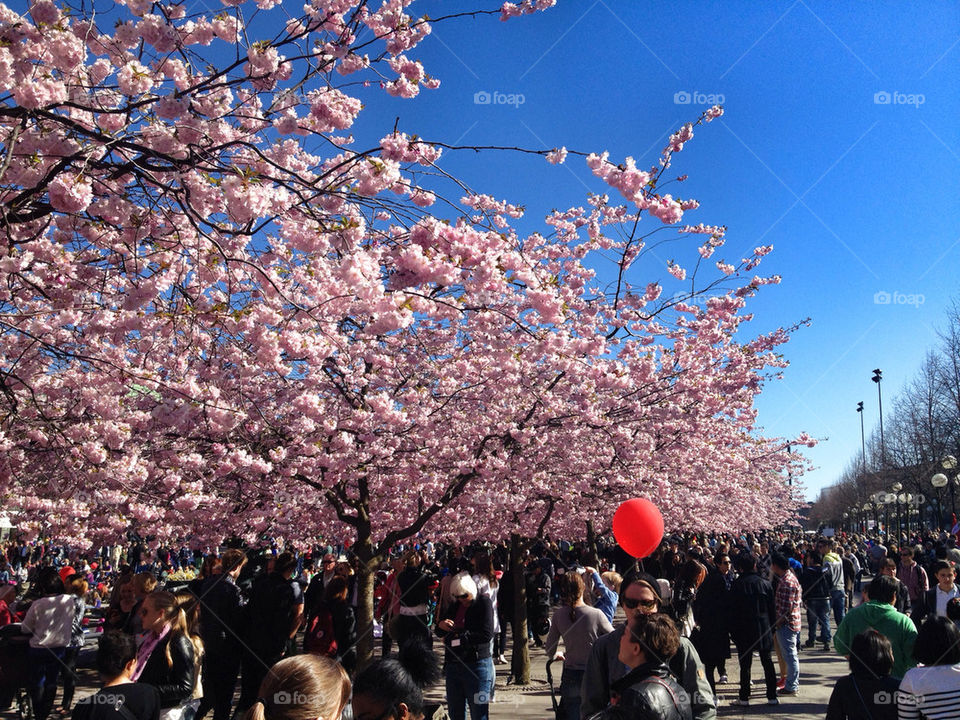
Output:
top-left (898, 663), bottom-right (960, 720)
top-left (21, 594), bottom-right (76, 649)
top-left (935, 584), bottom-right (960, 618)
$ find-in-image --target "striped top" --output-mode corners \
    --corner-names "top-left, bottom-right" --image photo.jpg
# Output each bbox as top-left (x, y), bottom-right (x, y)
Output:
top-left (897, 664), bottom-right (960, 720)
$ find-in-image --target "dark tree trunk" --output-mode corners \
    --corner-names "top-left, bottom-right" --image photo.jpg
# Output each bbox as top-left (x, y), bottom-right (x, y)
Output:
top-left (352, 525), bottom-right (378, 669)
top-left (510, 532), bottom-right (530, 684)
top-left (585, 520), bottom-right (599, 568)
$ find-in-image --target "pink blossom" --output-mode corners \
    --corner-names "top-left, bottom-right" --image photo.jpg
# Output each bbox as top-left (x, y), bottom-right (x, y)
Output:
top-left (117, 60), bottom-right (154, 95)
top-left (13, 77), bottom-right (68, 109)
top-left (546, 147), bottom-right (567, 165)
top-left (308, 88), bottom-right (363, 132)
top-left (29, 0), bottom-right (61, 25)
top-left (667, 263), bottom-right (686, 281)
top-left (48, 173), bottom-right (94, 213)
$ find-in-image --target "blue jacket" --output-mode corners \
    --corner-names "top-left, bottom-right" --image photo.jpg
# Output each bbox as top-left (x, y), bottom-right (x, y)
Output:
top-left (590, 570), bottom-right (617, 623)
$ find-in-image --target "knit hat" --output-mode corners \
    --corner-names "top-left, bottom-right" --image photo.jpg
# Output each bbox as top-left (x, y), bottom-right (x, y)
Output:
top-left (623, 571), bottom-right (663, 607)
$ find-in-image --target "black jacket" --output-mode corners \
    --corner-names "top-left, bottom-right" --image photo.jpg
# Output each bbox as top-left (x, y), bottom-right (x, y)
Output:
top-left (198, 574), bottom-right (244, 650)
top-left (691, 567), bottom-right (730, 664)
top-left (435, 595), bottom-right (493, 662)
top-left (800, 564), bottom-right (830, 600)
top-left (137, 632), bottom-right (195, 709)
top-left (825, 672), bottom-right (899, 720)
top-left (728, 571), bottom-right (775, 652)
top-left (588, 662), bottom-right (692, 720)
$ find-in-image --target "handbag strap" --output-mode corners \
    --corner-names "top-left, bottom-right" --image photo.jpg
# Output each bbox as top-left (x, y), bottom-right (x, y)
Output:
top-left (645, 676), bottom-right (683, 713)
top-left (851, 675), bottom-right (876, 720)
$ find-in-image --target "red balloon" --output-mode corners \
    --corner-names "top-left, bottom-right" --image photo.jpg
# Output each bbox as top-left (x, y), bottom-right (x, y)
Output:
top-left (612, 498), bottom-right (664, 558)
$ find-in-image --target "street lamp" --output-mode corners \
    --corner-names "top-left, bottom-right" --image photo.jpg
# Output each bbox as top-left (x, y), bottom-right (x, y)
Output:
top-left (863, 501), bottom-right (874, 533)
top-left (883, 492), bottom-right (896, 536)
top-left (872, 369), bottom-right (885, 464)
top-left (856, 401), bottom-right (867, 475)
top-left (910, 493), bottom-right (924, 535)
top-left (843, 511), bottom-right (849, 534)
top-left (943, 455), bottom-right (959, 523)
top-left (931, 472), bottom-right (948, 530)
top-left (892, 482), bottom-right (903, 539)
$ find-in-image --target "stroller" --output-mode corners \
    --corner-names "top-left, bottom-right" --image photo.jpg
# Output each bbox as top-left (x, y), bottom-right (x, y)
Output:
top-left (0, 624), bottom-right (33, 720)
top-left (545, 658), bottom-right (561, 719)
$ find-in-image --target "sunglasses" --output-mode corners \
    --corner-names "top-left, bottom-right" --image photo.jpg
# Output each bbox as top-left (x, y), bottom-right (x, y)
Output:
top-left (622, 596), bottom-right (658, 610)
top-left (454, 593), bottom-right (469, 600)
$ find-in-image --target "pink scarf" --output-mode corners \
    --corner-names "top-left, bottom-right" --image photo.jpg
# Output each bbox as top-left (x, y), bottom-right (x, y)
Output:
top-left (132, 624), bottom-right (170, 681)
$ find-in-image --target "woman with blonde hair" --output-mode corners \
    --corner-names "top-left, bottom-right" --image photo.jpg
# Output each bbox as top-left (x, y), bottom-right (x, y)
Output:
top-left (435, 572), bottom-right (494, 720)
top-left (133, 591), bottom-right (196, 720)
top-left (242, 655), bottom-right (350, 720)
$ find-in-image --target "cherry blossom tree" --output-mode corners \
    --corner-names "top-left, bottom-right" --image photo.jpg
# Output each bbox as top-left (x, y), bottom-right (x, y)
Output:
top-left (0, 0), bottom-right (812, 662)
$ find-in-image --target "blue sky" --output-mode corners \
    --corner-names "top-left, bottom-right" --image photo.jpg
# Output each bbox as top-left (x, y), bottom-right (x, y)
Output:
top-left (349, 0), bottom-right (960, 501)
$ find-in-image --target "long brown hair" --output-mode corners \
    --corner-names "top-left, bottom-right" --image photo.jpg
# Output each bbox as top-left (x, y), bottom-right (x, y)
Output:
top-left (563, 572), bottom-right (585, 622)
top-left (243, 655), bottom-right (350, 720)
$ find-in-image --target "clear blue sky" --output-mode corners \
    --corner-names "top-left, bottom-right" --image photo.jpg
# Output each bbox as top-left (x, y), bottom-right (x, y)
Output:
top-left (342, 0), bottom-right (960, 502)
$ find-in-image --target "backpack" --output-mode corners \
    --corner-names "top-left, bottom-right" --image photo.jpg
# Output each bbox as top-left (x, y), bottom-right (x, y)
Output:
top-left (304, 605), bottom-right (337, 657)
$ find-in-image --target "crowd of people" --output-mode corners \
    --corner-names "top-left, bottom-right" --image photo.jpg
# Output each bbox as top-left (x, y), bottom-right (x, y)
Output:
top-left (0, 528), bottom-right (959, 720)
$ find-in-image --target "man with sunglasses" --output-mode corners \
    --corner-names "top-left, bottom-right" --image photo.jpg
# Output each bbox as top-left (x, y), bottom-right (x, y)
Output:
top-left (580, 573), bottom-right (716, 720)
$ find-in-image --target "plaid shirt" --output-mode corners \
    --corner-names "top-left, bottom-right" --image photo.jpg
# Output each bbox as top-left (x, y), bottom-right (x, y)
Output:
top-left (775, 568), bottom-right (802, 632)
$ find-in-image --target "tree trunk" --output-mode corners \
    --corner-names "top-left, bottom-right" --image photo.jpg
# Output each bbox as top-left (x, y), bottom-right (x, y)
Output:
top-left (510, 532), bottom-right (530, 684)
top-left (585, 520), bottom-right (599, 568)
top-left (352, 530), bottom-right (378, 669)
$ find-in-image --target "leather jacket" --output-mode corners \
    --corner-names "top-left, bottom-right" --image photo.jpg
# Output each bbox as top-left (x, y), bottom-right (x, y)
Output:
top-left (137, 632), bottom-right (195, 709)
top-left (588, 661), bottom-right (693, 720)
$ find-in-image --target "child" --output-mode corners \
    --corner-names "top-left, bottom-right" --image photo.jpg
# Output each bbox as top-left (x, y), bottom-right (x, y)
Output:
top-left (826, 629), bottom-right (899, 720)
top-left (920, 560), bottom-right (959, 619)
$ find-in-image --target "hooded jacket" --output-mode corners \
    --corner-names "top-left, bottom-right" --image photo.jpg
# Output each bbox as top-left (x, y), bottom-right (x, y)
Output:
top-left (833, 600), bottom-right (917, 678)
top-left (822, 551), bottom-right (845, 593)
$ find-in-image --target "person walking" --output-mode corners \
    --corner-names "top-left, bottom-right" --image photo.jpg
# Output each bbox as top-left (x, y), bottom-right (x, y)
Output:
top-left (821, 539), bottom-right (847, 627)
top-left (588, 613), bottom-right (692, 720)
top-left (690, 558), bottom-right (730, 696)
top-left (834, 575), bottom-right (917, 679)
top-left (580, 573), bottom-right (716, 720)
top-left (195, 550), bottom-right (246, 720)
top-left (435, 572), bottom-right (494, 720)
top-left (897, 547), bottom-right (928, 614)
top-left (897, 616), bottom-right (960, 720)
top-left (825, 629), bottom-right (899, 720)
top-left (21, 567), bottom-right (75, 720)
top-left (728, 554), bottom-right (778, 707)
top-left (237, 553), bottom-right (304, 716)
top-left (543, 572), bottom-right (613, 720)
top-left (771, 552), bottom-right (802, 697)
top-left (800, 550), bottom-right (832, 650)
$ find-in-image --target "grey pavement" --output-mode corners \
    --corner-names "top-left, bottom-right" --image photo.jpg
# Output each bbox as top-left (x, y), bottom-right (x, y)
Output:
top-left (480, 626), bottom-right (847, 719)
top-left (7, 591), bottom-right (861, 720)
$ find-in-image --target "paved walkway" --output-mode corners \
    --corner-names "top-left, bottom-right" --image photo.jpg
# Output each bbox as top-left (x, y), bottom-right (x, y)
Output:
top-left (482, 629), bottom-right (847, 719)
top-left (3, 592), bottom-right (860, 720)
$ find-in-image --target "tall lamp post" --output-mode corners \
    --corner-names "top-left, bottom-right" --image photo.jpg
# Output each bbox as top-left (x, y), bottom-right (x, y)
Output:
top-left (856, 401), bottom-right (867, 475)
top-left (883, 492), bottom-right (896, 536)
top-left (943, 455), bottom-right (959, 523)
top-left (872, 369), bottom-right (884, 464)
top-left (911, 493), bottom-right (924, 535)
top-left (892, 482), bottom-right (903, 539)
top-left (931, 472), bottom-right (948, 530)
